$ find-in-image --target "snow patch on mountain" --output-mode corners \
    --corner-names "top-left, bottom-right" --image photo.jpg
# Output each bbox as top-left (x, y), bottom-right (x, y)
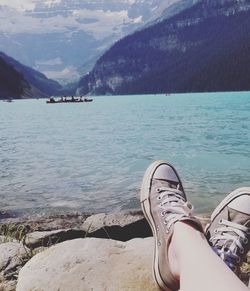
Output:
top-left (0, 6), bottom-right (134, 39)
top-left (43, 66), bottom-right (80, 84)
top-left (0, 0), bottom-right (62, 11)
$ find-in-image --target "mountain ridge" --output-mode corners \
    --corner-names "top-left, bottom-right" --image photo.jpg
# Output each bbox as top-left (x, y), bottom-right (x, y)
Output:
top-left (77, 0), bottom-right (250, 95)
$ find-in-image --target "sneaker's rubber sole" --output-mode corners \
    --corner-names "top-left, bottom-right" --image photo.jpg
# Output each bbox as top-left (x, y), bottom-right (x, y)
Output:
top-left (205, 187), bottom-right (250, 232)
top-left (140, 160), bottom-right (184, 291)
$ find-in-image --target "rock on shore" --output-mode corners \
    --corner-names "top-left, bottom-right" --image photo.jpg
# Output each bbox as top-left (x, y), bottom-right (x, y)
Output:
top-left (17, 237), bottom-right (158, 291)
top-left (0, 242), bottom-right (29, 279)
top-left (0, 242), bottom-right (29, 291)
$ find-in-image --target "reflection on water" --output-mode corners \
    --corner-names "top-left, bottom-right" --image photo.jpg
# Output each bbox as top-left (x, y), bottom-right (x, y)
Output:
top-left (1, 92), bottom-right (250, 217)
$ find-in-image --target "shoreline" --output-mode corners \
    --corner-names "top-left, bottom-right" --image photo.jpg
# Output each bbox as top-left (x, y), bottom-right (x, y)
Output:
top-left (0, 211), bottom-right (249, 290)
top-left (0, 209), bottom-right (210, 231)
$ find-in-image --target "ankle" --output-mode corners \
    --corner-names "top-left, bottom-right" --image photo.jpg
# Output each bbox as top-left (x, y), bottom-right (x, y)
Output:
top-left (168, 221), bottom-right (205, 279)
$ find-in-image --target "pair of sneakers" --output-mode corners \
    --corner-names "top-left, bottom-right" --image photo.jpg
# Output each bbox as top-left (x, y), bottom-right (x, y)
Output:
top-left (140, 160), bottom-right (250, 291)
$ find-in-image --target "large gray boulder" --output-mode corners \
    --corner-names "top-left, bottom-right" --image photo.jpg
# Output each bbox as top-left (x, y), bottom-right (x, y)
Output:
top-left (17, 237), bottom-right (158, 291)
top-left (81, 211), bottom-right (152, 241)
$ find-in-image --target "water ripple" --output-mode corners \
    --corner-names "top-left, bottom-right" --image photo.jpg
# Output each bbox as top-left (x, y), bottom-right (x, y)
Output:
top-left (1, 92), bottom-right (250, 216)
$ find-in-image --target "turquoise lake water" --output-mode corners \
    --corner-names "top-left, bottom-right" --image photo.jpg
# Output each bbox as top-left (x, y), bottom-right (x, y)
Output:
top-left (1, 92), bottom-right (250, 217)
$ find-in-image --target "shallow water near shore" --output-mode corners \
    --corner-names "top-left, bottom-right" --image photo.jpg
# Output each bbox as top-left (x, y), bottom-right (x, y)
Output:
top-left (1, 92), bottom-right (250, 218)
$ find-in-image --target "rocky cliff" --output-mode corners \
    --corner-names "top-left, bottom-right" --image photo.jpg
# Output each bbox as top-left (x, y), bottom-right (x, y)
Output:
top-left (0, 55), bottom-right (29, 99)
top-left (77, 0), bottom-right (250, 95)
top-left (0, 52), bottom-right (71, 99)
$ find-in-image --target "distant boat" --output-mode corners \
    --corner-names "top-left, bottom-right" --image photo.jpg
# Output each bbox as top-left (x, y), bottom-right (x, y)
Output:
top-left (46, 97), bottom-right (93, 104)
top-left (2, 98), bottom-right (13, 102)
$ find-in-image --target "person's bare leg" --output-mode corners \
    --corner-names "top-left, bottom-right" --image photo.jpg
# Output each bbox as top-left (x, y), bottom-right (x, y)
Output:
top-left (168, 222), bottom-right (249, 291)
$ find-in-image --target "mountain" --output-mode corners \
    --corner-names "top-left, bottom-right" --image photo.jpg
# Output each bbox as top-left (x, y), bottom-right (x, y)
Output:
top-left (0, 55), bottom-right (29, 99)
top-left (77, 0), bottom-right (250, 95)
top-left (0, 52), bottom-right (69, 99)
top-left (0, 0), bottom-right (195, 84)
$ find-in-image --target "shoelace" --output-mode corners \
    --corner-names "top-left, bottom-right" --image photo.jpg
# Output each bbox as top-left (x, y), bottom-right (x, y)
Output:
top-left (210, 219), bottom-right (249, 272)
top-left (157, 187), bottom-right (193, 232)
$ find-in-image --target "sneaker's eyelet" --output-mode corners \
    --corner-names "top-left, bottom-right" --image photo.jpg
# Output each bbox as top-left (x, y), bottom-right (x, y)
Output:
top-left (156, 188), bottom-right (161, 193)
top-left (240, 248), bottom-right (244, 254)
top-left (157, 196), bottom-right (161, 200)
top-left (219, 219), bottom-right (223, 224)
top-left (236, 256), bottom-right (241, 263)
top-left (161, 211), bottom-right (165, 217)
top-left (243, 238), bottom-right (248, 244)
top-left (214, 229), bottom-right (218, 233)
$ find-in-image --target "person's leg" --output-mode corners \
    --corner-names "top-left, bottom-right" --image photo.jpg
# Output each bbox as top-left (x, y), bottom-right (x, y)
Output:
top-left (169, 221), bottom-right (249, 291)
top-left (140, 161), bottom-right (249, 291)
